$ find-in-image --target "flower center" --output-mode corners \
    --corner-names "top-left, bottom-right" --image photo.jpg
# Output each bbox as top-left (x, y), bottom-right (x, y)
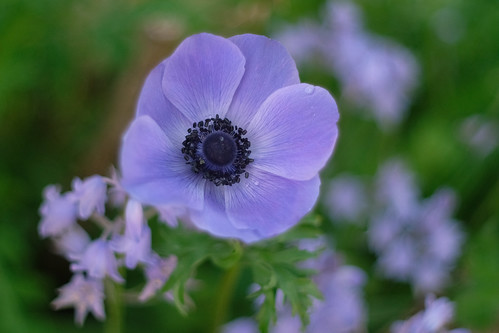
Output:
top-left (181, 115), bottom-right (253, 186)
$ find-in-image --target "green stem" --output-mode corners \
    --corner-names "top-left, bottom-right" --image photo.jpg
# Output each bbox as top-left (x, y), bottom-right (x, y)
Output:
top-left (211, 262), bottom-right (242, 333)
top-left (104, 278), bottom-right (124, 333)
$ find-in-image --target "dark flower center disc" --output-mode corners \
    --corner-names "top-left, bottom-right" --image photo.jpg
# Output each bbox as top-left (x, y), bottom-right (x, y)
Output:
top-left (181, 115), bottom-right (253, 186)
top-left (202, 132), bottom-right (237, 167)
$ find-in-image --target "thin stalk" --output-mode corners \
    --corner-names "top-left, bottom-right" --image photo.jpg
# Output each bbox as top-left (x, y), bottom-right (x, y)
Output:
top-left (211, 262), bottom-right (242, 333)
top-left (104, 278), bottom-right (124, 333)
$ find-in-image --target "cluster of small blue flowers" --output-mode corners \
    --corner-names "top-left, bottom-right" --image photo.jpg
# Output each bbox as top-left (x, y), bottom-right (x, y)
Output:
top-left (370, 159), bottom-right (465, 293)
top-left (274, 0), bottom-right (419, 130)
top-left (324, 159), bottom-right (465, 294)
top-left (223, 238), bottom-right (367, 333)
top-left (38, 173), bottom-right (177, 325)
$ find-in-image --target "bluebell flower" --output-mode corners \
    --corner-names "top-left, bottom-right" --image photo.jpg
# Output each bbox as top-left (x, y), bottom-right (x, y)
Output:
top-left (54, 225), bottom-right (91, 260)
top-left (38, 185), bottom-right (78, 238)
top-left (120, 33), bottom-right (339, 242)
top-left (52, 274), bottom-right (105, 325)
top-left (391, 294), bottom-right (470, 333)
top-left (111, 225), bottom-right (152, 270)
top-left (71, 239), bottom-right (124, 283)
top-left (71, 175), bottom-right (107, 219)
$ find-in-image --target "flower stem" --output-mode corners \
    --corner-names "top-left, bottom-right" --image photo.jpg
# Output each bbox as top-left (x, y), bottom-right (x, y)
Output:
top-left (104, 278), bottom-right (124, 333)
top-left (211, 262), bottom-right (242, 333)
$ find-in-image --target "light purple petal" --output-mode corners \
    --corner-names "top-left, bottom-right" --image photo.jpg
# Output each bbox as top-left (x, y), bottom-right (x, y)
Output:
top-left (120, 115), bottom-right (205, 210)
top-left (162, 33), bottom-right (245, 122)
top-left (226, 34), bottom-right (300, 128)
top-left (225, 167), bottom-right (320, 238)
top-left (136, 61), bottom-right (192, 147)
top-left (247, 83), bottom-right (339, 181)
top-left (189, 182), bottom-right (261, 243)
top-left (125, 199), bottom-right (144, 241)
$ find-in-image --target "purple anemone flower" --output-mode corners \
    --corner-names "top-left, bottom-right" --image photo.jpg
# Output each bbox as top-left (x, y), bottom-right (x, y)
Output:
top-left (120, 33), bottom-right (339, 242)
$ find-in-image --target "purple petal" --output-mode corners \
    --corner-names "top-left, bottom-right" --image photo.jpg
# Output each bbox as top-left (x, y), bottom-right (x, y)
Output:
top-left (120, 115), bottom-right (205, 209)
top-left (226, 34), bottom-right (300, 128)
top-left (162, 33), bottom-right (245, 122)
top-left (247, 83), bottom-right (339, 181)
top-left (225, 167), bottom-right (320, 238)
top-left (136, 61), bottom-right (192, 147)
top-left (189, 182), bottom-right (261, 243)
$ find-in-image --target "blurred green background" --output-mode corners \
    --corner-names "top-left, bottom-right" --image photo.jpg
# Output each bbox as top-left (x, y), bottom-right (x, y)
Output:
top-left (1, 0), bottom-right (498, 332)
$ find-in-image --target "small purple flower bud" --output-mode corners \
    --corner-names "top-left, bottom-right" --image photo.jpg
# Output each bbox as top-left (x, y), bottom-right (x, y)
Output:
top-left (125, 199), bottom-right (144, 241)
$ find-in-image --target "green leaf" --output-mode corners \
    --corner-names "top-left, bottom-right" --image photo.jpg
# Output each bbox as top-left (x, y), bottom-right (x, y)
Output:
top-left (245, 230), bottom-right (324, 332)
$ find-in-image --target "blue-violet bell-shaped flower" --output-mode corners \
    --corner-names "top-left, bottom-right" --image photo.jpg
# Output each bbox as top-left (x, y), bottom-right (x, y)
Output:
top-left (39, 185), bottom-right (78, 238)
top-left (120, 33), bottom-right (339, 242)
top-left (70, 239), bottom-right (124, 283)
top-left (70, 175), bottom-right (107, 220)
top-left (52, 274), bottom-right (105, 325)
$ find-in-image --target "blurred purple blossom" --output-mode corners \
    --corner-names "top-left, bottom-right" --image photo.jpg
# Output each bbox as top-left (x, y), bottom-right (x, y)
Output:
top-left (369, 160), bottom-right (465, 293)
top-left (275, 0), bottom-right (419, 130)
top-left (459, 114), bottom-right (499, 157)
top-left (38, 185), bottom-right (78, 238)
top-left (374, 158), bottom-right (420, 218)
top-left (53, 225), bottom-right (91, 260)
top-left (391, 294), bottom-right (470, 333)
top-left (120, 33), bottom-right (338, 242)
top-left (324, 174), bottom-right (369, 223)
top-left (111, 225), bottom-right (152, 269)
top-left (52, 274), bottom-right (105, 326)
top-left (139, 254), bottom-right (178, 302)
top-left (71, 239), bottom-right (124, 283)
top-left (70, 175), bottom-right (107, 219)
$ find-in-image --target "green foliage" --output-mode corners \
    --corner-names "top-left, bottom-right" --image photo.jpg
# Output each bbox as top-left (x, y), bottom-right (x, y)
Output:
top-left (455, 218), bottom-right (499, 329)
top-left (245, 216), bottom-right (324, 332)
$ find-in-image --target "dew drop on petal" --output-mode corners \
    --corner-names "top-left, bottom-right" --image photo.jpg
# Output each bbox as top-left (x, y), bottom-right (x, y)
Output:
top-left (305, 85), bottom-right (315, 95)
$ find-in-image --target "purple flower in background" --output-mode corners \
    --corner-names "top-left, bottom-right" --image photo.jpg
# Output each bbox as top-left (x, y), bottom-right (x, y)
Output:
top-left (71, 175), bottom-right (107, 219)
top-left (38, 185), bottom-right (78, 238)
top-left (120, 33), bottom-right (339, 243)
top-left (275, 0), bottom-right (419, 131)
top-left (375, 158), bottom-right (420, 218)
top-left (139, 254), bottom-right (178, 302)
top-left (391, 294), bottom-right (470, 333)
top-left (222, 318), bottom-right (259, 333)
top-left (52, 274), bottom-right (105, 325)
top-left (369, 159), bottom-right (465, 292)
top-left (71, 239), bottom-right (124, 283)
top-left (324, 173), bottom-right (368, 223)
top-left (459, 114), bottom-right (499, 157)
